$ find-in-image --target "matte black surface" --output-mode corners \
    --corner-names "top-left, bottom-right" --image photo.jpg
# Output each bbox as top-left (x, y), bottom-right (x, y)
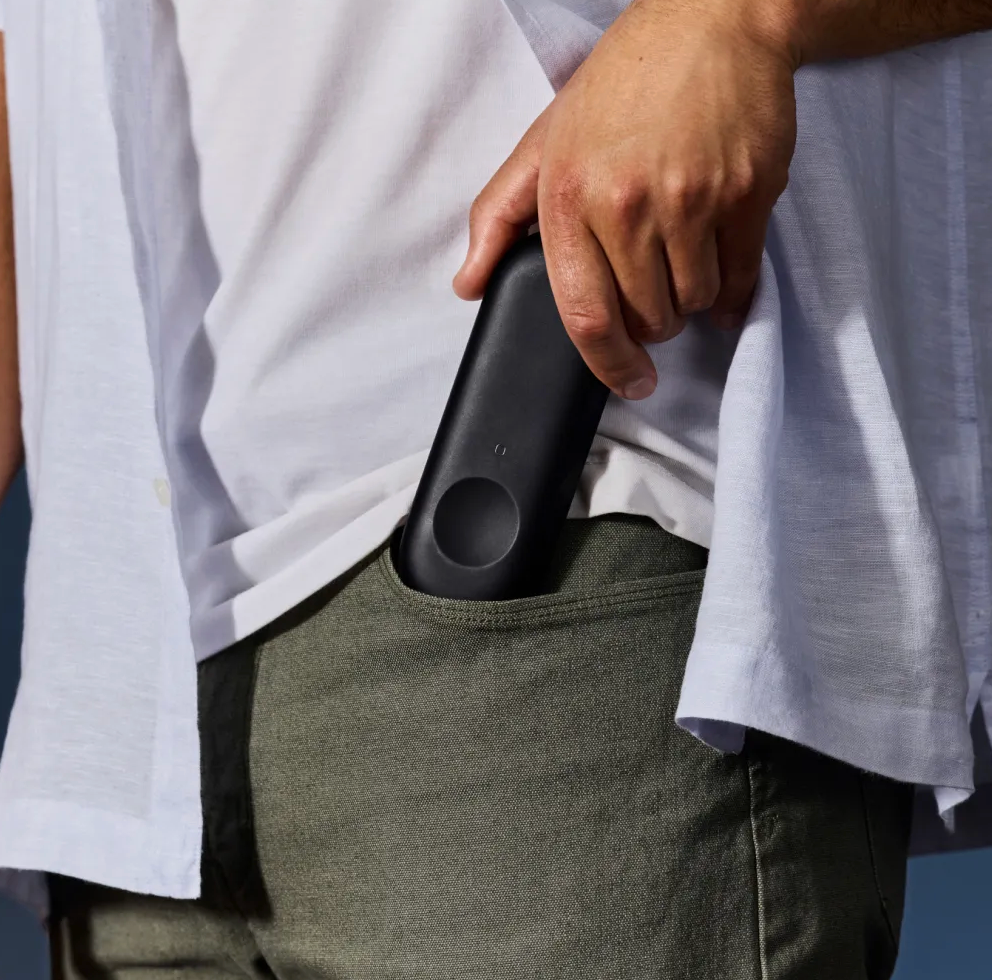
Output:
top-left (432, 477), bottom-right (519, 568)
top-left (397, 232), bottom-right (610, 599)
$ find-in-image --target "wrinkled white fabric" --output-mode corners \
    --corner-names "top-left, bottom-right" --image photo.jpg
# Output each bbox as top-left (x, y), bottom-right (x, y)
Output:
top-left (0, 0), bottom-right (199, 913)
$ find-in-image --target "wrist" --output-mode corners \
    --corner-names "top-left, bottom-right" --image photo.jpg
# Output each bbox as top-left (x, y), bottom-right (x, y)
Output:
top-left (745, 0), bottom-right (808, 71)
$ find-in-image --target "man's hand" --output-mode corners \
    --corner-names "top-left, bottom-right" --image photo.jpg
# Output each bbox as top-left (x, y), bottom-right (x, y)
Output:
top-left (453, 0), bottom-right (798, 400)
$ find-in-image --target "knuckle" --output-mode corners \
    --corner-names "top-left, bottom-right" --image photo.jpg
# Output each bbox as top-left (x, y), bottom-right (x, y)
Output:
top-left (724, 160), bottom-right (759, 204)
top-left (631, 318), bottom-right (673, 343)
top-left (563, 305), bottom-right (616, 346)
top-left (605, 178), bottom-right (650, 227)
top-left (662, 168), bottom-right (710, 220)
top-left (675, 277), bottom-right (720, 315)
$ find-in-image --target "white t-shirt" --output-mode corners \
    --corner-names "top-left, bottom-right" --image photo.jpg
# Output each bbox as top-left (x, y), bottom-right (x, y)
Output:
top-left (152, 0), bottom-right (730, 659)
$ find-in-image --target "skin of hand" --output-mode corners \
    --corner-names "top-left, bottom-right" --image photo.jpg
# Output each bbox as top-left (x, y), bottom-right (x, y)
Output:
top-left (452, 0), bottom-right (800, 401)
top-left (0, 33), bottom-right (22, 504)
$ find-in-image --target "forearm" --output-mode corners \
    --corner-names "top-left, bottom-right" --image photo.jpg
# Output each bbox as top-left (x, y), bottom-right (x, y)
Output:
top-left (769, 0), bottom-right (992, 66)
top-left (0, 34), bottom-right (21, 505)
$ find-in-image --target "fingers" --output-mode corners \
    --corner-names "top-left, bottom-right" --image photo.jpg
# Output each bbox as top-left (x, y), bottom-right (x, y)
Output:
top-left (541, 200), bottom-right (658, 400)
top-left (710, 203), bottom-right (771, 328)
top-left (614, 232), bottom-right (685, 348)
top-left (588, 184), bottom-right (682, 346)
top-left (452, 108), bottom-right (552, 301)
top-left (454, 100), bottom-right (773, 401)
top-left (665, 223), bottom-right (722, 320)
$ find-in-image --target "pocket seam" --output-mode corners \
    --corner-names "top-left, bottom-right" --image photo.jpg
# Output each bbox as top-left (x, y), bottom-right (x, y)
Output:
top-left (376, 546), bottom-right (705, 628)
top-left (744, 751), bottom-right (771, 980)
top-left (858, 775), bottom-right (901, 961)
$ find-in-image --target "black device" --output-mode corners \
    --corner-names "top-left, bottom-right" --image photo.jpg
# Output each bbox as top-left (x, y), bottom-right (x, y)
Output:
top-left (396, 232), bottom-right (610, 600)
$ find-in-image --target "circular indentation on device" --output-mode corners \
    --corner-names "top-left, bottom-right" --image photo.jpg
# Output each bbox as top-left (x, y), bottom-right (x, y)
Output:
top-left (432, 477), bottom-right (519, 568)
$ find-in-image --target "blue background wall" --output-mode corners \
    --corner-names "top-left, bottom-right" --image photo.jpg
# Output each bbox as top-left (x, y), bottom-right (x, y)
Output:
top-left (0, 469), bottom-right (989, 979)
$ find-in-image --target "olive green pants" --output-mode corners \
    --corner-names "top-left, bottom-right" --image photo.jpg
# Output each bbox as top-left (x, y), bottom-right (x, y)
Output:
top-left (49, 516), bottom-right (914, 979)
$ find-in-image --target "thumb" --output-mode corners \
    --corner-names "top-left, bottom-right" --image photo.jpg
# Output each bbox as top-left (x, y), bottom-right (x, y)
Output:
top-left (452, 106), bottom-right (551, 300)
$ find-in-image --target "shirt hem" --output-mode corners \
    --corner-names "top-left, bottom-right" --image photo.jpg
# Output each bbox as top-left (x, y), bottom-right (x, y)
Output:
top-left (0, 798), bottom-right (202, 920)
top-left (676, 641), bottom-right (975, 797)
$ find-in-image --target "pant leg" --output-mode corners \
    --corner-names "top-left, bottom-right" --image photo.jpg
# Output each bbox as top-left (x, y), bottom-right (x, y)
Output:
top-left (231, 515), bottom-right (914, 979)
top-left (47, 874), bottom-right (268, 980)
top-left (47, 614), bottom-right (276, 980)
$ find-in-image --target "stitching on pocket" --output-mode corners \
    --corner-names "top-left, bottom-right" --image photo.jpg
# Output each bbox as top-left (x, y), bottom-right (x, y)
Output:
top-left (858, 775), bottom-right (901, 958)
top-left (375, 542), bottom-right (706, 628)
